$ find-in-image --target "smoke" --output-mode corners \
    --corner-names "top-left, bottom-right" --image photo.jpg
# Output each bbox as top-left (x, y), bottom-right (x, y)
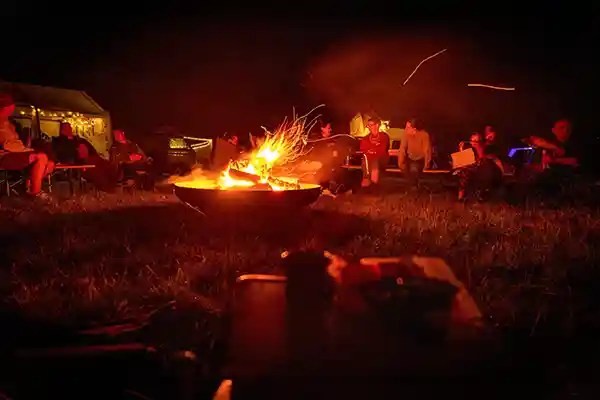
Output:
top-left (166, 166), bottom-right (218, 185)
top-left (303, 33), bottom-right (554, 149)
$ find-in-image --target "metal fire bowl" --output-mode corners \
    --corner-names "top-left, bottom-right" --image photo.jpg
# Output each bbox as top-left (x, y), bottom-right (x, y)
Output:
top-left (174, 182), bottom-right (323, 213)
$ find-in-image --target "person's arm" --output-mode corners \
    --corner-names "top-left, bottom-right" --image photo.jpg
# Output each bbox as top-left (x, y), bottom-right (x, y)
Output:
top-left (397, 136), bottom-right (407, 168)
top-left (492, 157), bottom-right (505, 174)
top-left (382, 133), bottom-right (391, 155)
top-left (527, 136), bottom-right (564, 154)
top-left (551, 157), bottom-right (579, 167)
top-left (359, 137), bottom-right (369, 153)
top-left (134, 143), bottom-right (146, 158)
top-left (423, 132), bottom-right (432, 169)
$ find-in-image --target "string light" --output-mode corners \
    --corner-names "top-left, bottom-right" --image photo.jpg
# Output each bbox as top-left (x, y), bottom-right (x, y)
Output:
top-left (16, 107), bottom-right (106, 137)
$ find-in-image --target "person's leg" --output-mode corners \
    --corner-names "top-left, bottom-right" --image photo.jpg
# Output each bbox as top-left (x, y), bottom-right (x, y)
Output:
top-left (370, 157), bottom-right (385, 185)
top-left (413, 158), bottom-right (424, 188)
top-left (361, 155), bottom-right (372, 187)
top-left (375, 156), bottom-right (389, 185)
top-left (28, 152), bottom-right (49, 194)
top-left (45, 159), bottom-right (55, 176)
top-left (458, 169), bottom-right (469, 200)
top-left (405, 159), bottom-right (419, 188)
top-left (404, 159), bottom-right (413, 186)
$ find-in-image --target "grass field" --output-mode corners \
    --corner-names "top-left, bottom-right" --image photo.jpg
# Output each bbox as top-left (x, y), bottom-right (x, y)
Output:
top-left (1, 185), bottom-right (599, 385)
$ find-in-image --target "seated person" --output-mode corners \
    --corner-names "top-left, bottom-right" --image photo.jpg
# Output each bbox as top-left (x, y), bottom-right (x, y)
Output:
top-left (484, 125), bottom-right (499, 156)
top-left (305, 119), bottom-right (359, 192)
top-left (523, 118), bottom-right (581, 197)
top-left (249, 132), bottom-right (266, 150)
top-left (359, 116), bottom-right (390, 187)
top-left (53, 122), bottom-right (119, 192)
top-left (0, 93), bottom-right (54, 200)
top-left (398, 118), bottom-right (432, 189)
top-left (212, 134), bottom-right (243, 171)
top-left (52, 122), bottom-right (90, 165)
top-left (109, 129), bottom-right (154, 188)
top-left (456, 133), bottom-right (504, 201)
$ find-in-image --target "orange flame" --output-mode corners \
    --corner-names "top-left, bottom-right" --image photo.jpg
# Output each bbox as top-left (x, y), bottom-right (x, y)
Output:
top-left (176, 106), bottom-right (323, 191)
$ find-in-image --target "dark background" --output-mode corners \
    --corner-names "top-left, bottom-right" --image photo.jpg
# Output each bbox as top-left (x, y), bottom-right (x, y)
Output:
top-left (1, 6), bottom-right (597, 160)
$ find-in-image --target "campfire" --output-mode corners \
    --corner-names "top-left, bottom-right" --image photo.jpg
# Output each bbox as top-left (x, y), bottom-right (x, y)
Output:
top-left (175, 109), bottom-right (322, 192)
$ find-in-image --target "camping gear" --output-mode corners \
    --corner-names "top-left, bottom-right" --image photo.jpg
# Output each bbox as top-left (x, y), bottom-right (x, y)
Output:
top-left (220, 252), bottom-right (489, 398)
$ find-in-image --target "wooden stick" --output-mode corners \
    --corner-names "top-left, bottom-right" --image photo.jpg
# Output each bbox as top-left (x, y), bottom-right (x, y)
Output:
top-left (228, 169), bottom-right (261, 183)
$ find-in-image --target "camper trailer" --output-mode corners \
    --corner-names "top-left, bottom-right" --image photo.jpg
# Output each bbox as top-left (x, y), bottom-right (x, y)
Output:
top-left (0, 81), bottom-right (112, 158)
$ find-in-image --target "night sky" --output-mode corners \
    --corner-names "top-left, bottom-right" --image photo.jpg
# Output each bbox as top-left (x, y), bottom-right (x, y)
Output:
top-left (2, 8), bottom-right (597, 153)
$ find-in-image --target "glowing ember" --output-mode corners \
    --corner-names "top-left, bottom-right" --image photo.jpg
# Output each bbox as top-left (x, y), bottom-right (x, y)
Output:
top-left (174, 107), bottom-right (323, 191)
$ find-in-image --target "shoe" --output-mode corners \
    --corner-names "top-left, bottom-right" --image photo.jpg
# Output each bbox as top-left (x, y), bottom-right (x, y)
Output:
top-left (321, 189), bottom-right (337, 198)
top-left (30, 191), bottom-right (54, 202)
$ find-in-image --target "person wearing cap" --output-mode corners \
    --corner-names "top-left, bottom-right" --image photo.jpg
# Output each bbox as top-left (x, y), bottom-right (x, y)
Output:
top-left (0, 93), bottom-right (54, 199)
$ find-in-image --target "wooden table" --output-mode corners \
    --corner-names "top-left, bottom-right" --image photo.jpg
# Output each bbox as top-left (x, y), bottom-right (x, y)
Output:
top-left (48, 164), bottom-right (96, 196)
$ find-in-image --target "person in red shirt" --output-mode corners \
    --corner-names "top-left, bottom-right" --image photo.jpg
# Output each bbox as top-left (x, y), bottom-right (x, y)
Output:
top-left (359, 116), bottom-right (390, 187)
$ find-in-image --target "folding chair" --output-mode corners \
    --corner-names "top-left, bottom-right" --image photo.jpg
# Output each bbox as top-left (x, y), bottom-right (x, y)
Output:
top-left (0, 169), bottom-right (25, 196)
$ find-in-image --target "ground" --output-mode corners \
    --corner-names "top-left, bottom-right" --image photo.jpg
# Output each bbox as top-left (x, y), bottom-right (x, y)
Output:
top-left (1, 186), bottom-right (599, 394)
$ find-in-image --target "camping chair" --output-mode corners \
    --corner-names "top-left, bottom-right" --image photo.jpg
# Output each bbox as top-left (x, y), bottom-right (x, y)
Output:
top-left (0, 169), bottom-right (26, 196)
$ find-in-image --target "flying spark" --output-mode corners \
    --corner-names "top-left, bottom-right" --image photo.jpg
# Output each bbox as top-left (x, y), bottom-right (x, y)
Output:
top-left (402, 48), bottom-right (448, 86)
top-left (467, 84), bottom-right (515, 91)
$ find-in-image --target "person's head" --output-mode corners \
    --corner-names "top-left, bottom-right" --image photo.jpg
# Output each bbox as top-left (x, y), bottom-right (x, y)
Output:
top-left (226, 134), bottom-right (239, 146)
top-left (470, 132), bottom-right (483, 144)
top-left (552, 119), bottom-right (572, 142)
top-left (470, 133), bottom-right (484, 157)
top-left (484, 125), bottom-right (496, 142)
top-left (320, 119), bottom-right (332, 138)
top-left (59, 122), bottom-right (74, 138)
top-left (113, 129), bottom-right (127, 143)
top-left (405, 118), bottom-right (423, 135)
top-left (366, 116), bottom-right (381, 135)
top-left (0, 93), bottom-right (15, 118)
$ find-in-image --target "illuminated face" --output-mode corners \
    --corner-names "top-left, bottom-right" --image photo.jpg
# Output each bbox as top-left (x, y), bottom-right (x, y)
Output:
top-left (552, 120), bottom-right (571, 142)
top-left (228, 136), bottom-right (239, 146)
top-left (485, 126), bottom-right (496, 142)
top-left (470, 133), bottom-right (482, 144)
top-left (0, 104), bottom-right (15, 118)
top-left (367, 120), bottom-right (380, 135)
top-left (113, 130), bottom-right (126, 143)
top-left (321, 123), bottom-right (332, 138)
top-left (405, 121), bottom-right (417, 135)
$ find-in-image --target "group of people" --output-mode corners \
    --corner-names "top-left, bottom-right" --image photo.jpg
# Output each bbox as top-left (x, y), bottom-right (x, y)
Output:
top-left (303, 114), bottom-right (583, 202)
top-left (454, 119), bottom-right (581, 202)
top-left (0, 92), bottom-right (153, 200)
top-left (306, 115), bottom-right (433, 193)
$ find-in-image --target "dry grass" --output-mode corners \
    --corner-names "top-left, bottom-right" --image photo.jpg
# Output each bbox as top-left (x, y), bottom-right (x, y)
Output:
top-left (1, 188), bottom-right (599, 349)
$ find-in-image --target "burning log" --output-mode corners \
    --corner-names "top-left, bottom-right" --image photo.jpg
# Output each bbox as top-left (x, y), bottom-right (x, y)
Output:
top-left (234, 183), bottom-right (272, 191)
top-left (228, 168), bottom-right (261, 183)
top-left (268, 176), bottom-right (301, 190)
